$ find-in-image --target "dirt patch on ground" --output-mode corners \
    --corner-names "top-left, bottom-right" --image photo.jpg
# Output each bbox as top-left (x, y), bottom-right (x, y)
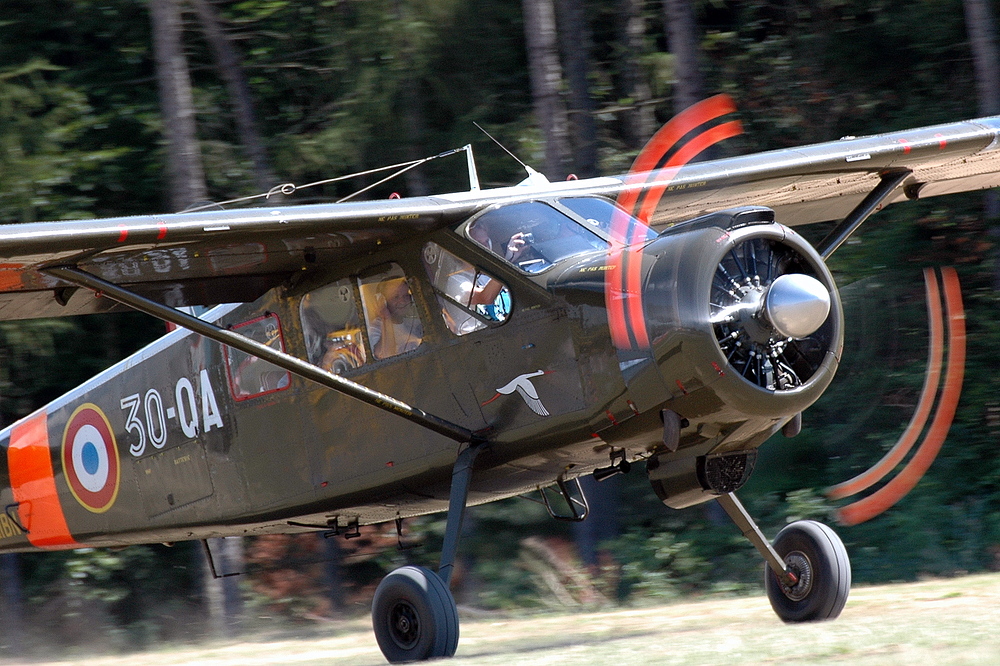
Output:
top-left (12, 572), bottom-right (1000, 666)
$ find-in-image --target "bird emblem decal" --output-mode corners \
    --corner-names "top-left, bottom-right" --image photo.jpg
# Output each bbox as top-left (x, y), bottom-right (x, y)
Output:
top-left (482, 370), bottom-right (550, 417)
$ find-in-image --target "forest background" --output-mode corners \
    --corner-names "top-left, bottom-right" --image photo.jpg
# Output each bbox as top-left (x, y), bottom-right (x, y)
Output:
top-left (2, 0), bottom-right (1000, 658)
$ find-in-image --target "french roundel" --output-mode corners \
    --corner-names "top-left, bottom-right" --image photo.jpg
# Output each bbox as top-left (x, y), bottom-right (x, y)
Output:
top-left (62, 404), bottom-right (120, 513)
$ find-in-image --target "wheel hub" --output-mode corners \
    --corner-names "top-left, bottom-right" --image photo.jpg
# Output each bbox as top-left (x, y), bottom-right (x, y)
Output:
top-left (388, 600), bottom-right (420, 649)
top-left (780, 551), bottom-right (813, 601)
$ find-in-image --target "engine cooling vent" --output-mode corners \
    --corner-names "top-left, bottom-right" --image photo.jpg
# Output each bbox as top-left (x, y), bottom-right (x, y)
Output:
top-left (701, 450), bottom-right (757, 494)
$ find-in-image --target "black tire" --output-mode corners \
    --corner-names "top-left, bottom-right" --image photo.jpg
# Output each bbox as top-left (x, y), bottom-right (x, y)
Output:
top-left (372, 565), bottom-right (459, 663)
top-left (764, 520), bottom-right (851, 623)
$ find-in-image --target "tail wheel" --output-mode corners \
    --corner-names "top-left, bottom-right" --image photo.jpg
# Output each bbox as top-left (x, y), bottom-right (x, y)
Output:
top-left (764, 520), bottom-right (851, 623)
top-left (372, 566), bottom-right (459, 663)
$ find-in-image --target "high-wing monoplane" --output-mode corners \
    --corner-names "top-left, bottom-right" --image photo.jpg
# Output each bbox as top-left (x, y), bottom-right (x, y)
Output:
top-left (0, 96), bottom-right (994, 662)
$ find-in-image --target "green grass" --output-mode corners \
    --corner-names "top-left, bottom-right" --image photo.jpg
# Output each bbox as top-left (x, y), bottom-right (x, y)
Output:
top-left (16, 572), bottom-right (1000, 665)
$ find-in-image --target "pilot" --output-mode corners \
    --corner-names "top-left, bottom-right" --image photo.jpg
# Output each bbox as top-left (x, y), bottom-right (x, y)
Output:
top-left (503, 218), bottom-right (561, 271)
top-left (504, 230), bottom-right (532, 262)
top-left (469, 217), bottom-right (535, 263)
top-left (368, 277), bottom-right (423, 359)
top-left (469, 212), bottom-right (574, 272)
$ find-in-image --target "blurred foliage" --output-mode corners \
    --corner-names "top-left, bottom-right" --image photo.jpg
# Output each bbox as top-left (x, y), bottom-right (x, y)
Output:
top-left (0, 0), bottom-right (998, 650)
top-left (14, 543), bottom-right (202, 653)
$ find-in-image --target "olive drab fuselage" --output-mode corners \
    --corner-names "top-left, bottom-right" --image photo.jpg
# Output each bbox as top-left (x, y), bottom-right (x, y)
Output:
top-left (0, 198), bottom-right (841, 552)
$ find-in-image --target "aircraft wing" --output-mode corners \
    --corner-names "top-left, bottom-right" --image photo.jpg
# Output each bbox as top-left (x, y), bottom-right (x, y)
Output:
top-left (0, 197), bottom-right (483, 319)
top-left (1, 114), bottom-right (999, 319)
top-left (596, 115), bottom-right (1000, 229)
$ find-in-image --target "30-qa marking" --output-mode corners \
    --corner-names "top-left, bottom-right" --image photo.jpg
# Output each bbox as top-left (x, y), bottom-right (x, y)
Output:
top-left (120, 369), bottom-right (223, 457)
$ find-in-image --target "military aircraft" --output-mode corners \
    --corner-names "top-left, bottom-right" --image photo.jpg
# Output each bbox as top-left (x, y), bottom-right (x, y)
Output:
top-left (0, 94), bottom-right (994, 662)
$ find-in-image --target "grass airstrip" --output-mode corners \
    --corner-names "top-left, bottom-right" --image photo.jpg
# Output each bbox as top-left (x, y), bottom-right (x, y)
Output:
top-left (17, 572), bottom-right (1000, 665)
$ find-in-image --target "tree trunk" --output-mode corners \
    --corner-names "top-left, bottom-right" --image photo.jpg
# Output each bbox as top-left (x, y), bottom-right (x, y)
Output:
top-left (187, 0), bottom-right (276, 192)
top-left (522, 0), bottom-right (572, 179)
top-left (0, 554), bottom-right (24, 656)
top-left (556, 0), bottom-right (598, 178)
top-left (618, 0), bottom-right (655, 148)
top-left (963, 0), bottom-right (1000, 286)
top-left (150, 0), bottom-right (208, 211)
top-left (662, 0), bottom-right (704, 116)
top-left (395, 0), bottom-right (430, 196)
top-left (400, 79), bottom-right (431, 196)
top-left (965, 0), bottom-right (1000, 117)
top-left (202, 537), bottom-right (244, 637)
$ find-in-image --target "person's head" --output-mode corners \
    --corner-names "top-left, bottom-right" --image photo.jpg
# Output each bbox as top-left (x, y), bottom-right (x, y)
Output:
top-left (468, 221), bottom-right (491, 247)
top-left (378, 278), bottom-right (413, 317)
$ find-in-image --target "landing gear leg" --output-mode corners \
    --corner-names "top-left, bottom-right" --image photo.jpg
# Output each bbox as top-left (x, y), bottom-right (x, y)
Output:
top-left (438, 443), bottom-right (483, 586)
top-left (716, 492), bottom-right (851, 623)
top-left (371, 443), bottom-right (482, 663)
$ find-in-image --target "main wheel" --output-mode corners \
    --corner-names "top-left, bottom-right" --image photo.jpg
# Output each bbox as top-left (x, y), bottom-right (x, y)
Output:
top-left (372, 565), bottom-right (459, 663)
top-left (764, 520), bottom-right (851, 623)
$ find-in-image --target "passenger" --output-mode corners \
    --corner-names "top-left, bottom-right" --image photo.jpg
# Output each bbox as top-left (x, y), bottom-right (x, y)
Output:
top-left (368, 278), bottom-right (423, 359)
top-left (470, 273), bottom-right (504, 308)
top-left (300, 289), bottom-right (366, 372)
top-left (464, 225), bottom-right (509, 308)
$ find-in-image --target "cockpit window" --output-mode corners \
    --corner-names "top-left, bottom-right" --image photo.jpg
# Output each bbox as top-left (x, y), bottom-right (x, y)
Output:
top-left (557, 197), bottom-right (658, 243)
top-left (300, 278), bottom-right (367, 374)
top-left (467, 201), bottom-right (607, 273)
top-left (225, 314), bottom-right (291, 400)
top-left (358, 265), bottom-right (423, 360)
top-left (422, 242), bottom-right (511, 335)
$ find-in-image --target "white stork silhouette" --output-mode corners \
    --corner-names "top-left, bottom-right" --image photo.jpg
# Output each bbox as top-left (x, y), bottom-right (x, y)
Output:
top-left (494, 370), bottom-right (549, 417)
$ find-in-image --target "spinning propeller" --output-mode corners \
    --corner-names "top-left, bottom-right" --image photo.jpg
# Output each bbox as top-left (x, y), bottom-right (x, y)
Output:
top-left (615, 95), bottom-right (965, 524)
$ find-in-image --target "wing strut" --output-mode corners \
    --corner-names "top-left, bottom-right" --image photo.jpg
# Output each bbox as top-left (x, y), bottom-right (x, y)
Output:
top-left (816, 169), bottom-right (912, 259)
top-left (43, 266), bottom-right (475, 445)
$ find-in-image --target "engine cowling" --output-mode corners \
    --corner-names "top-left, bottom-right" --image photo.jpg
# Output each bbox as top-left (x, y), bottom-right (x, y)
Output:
top-left (643, 208), bottom-right (842, 426)
top-left (545, 204), bottom-right (842, 506)
top-left (550, 205), bottom-right (843, 508)
top-left (636, 207), bottom-right (842, 507)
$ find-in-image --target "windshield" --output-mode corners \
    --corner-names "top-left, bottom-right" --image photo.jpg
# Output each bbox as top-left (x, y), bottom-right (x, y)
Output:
top-left (556, 196), bottom-right (658, 244)
top-left (467, 201), bottom-right (608, 273)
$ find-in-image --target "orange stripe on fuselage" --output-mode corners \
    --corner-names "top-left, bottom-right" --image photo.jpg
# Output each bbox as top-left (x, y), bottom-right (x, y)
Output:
top-left (8, 413), bottom-right (77, 548)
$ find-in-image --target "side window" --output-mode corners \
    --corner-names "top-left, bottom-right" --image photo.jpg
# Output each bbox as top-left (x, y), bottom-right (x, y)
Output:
top-left (422, 242), bottom-right (510, 336)
top-left (225, 313), bottom-right (291, 400)
top-left (358, 264), bottom-right (423, 360)
top-left (300, 279), bottom-right (366, 374)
